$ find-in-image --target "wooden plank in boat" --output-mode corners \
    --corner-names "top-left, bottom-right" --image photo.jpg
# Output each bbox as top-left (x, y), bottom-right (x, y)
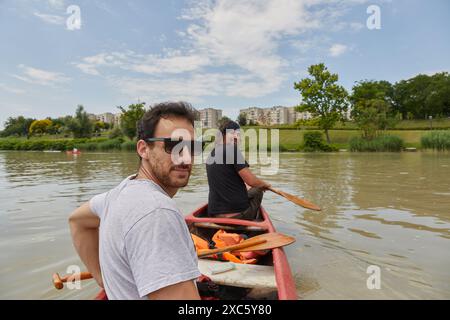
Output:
top-left (198, 259), bottom-right (277, 290)
top-left (193, 222), bottom-right (266, 232)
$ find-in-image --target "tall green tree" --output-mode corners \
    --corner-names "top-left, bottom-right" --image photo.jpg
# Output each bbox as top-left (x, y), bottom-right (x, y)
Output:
top-left (351, 80), bottom-right (398, 139)
top-left (351, 80), bottom-right (394, 106)
top-left (237, 113), bottom-right (247, 126)
top-left (94, 121), bottom-right (106, 133)
top-left (118, 103), bottom-right (146, 139)
top-left (68, 105), bottom-right (93, 138)
top-left (294, 63), bottom-right (349, 143)
top-left (1, 116), bottom-right (35, 138)
top-left (393, 72), bottom-right (450, 119)
top-left (351, 99), bottom-right (392, 140)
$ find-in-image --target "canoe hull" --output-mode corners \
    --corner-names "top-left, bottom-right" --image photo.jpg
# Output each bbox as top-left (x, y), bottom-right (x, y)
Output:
top-left (94, 204), bottom-right (297, 300)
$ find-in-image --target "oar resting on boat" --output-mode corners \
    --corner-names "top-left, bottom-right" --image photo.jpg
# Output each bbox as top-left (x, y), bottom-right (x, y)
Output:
top-left (52, 232), bottom-right (295, 290)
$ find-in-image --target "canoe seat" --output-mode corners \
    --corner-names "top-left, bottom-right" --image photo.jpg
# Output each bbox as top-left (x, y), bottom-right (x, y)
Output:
top-left (198, 259), bottom-right (277, 290)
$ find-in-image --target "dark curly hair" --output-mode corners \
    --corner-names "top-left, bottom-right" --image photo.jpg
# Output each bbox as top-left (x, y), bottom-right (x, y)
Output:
top-left (137, 101), bottom-right (198, 141)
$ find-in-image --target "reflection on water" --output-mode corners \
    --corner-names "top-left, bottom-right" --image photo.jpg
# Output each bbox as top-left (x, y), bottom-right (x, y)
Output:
top-left (0, 151), bottom-right (449, 299)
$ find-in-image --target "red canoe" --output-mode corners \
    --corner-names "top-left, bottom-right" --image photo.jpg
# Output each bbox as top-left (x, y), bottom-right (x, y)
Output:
top-left (95, 204), bottom-right (297, 300)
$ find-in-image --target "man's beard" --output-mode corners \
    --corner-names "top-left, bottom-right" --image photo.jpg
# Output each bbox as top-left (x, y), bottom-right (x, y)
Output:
top-left (150, 162), bottom-right (191, 188)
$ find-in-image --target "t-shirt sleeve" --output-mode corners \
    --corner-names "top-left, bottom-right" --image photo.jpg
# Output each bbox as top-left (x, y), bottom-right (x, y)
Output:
top-left (233, 144), bottom-right (249, 172)
top-left (89, 192), bottom-right (108, 219)
top-left (124, 209), bottom-right (201, 298)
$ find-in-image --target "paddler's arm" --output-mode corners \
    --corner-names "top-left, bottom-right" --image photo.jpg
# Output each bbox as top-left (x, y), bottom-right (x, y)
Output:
top-left (238, 167), bottom-right (271, 190)
top-left (69, 202), bottom-right (103, 288)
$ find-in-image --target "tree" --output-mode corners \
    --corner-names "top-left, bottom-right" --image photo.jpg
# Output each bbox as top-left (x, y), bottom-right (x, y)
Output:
top-left (351, 80), bottom-right (398, 139)
top-left (217, 116), bottom-right (231, 129)
top-left (1, 116), bottom-right (35, 137)
top-left (118, 103), bottom-right (146, 139)
top-left (29, 119), bottom-right (53, 136)
top-left (294, 63), bottom-right (349, 143)
top-left (351, 80), bottom-right (394, 106)
top-left (393, 72), bottom-right (450, 119)
top-left (46, 117), bottom-right (65, 135)
top-left (94, 121), bottom-right (106, 133)
top-left (351, 99), bottom-right (392, 140)
top-left (68, 105), bottom-right (93, 138)
top-left (237, 113), bottom-right (247, 126)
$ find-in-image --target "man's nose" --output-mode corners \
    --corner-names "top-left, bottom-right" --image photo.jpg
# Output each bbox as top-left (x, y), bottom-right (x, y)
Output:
top-left (179, 145), bottom-right (192, 165)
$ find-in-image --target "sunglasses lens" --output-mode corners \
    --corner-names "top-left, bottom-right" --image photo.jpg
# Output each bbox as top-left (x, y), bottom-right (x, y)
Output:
top-left (164, 140), bottom-right (180, 154)
top-left (163, 140), bottom-right (205, 156)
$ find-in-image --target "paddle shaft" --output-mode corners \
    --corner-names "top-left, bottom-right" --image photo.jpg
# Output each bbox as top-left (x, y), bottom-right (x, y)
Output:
top-left (198, 238), bottom-right (267, 257)
top-left (268, 187), bottom-right (321, 211)
top-left (52, 272), bottom-right (93, 289)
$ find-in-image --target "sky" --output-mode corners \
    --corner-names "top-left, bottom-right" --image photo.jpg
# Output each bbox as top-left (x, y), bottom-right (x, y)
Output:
top-left (0, 0), bottom-right (449, 128)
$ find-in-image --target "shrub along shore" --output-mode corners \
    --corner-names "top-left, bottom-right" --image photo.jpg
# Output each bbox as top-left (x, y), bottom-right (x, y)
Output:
top-left (0, 129), bottom-right (449, 152)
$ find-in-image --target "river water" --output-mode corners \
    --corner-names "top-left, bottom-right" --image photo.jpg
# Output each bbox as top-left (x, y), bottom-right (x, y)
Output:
top-left (0, 150), bottom-right (449, 299)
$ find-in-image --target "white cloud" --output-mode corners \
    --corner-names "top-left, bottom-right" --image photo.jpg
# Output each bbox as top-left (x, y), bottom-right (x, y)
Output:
top-left (349, 22), bottom-right (365, 31)
top-left (47, 0), bottom-right (66, 10)
top-left (74, 0), bottom-right (367, 100)
top-left (33, 12), bottom-right (65, 25)
top-left (12, 64), bottom-right (70, 86)
top-left (329, 43), bottom-right (348, 57)
top-left (75, 51), bottom-right (211, 76)
top-left (0, 83), bottom-right (25, 94)
top-left (182, 0), bottom-right (318, 79)
top-left (76, 0), bottom-right (320, 99)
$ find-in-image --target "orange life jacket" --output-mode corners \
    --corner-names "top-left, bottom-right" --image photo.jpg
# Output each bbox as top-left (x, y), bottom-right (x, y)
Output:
top-left (191, 230), bottom-right (266, 264)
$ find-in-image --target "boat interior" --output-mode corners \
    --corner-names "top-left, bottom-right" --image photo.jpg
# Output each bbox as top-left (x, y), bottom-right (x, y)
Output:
top-left (187, 205), bottom-right (279, 300)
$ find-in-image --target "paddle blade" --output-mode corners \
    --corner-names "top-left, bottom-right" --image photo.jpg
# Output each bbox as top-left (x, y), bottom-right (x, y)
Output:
top-left (280, 191), bottom-right (321, 211)
top-left (198, 232), bottom-right (296, 258)
top-left (236, 232), bottom-right (296, 252)
top-left (270, 188), bottom-right (321, 211)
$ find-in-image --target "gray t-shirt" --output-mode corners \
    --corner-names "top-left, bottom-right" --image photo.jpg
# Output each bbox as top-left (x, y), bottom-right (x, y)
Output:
top-left (89, 175), bottom-right (201, 300)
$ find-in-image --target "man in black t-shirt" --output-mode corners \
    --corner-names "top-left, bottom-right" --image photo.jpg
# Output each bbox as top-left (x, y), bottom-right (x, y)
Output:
top-left (206, 120), bottom-right (271, 220)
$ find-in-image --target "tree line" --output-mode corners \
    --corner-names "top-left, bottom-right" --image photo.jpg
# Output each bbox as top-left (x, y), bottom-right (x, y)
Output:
top-left (0, 103), bottom-right (146, 140)
top-left (294, 63), bottom-right (449, 142)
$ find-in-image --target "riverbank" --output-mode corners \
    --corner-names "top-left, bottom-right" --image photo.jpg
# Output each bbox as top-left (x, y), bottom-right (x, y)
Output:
top-left (0, 128), bottom-right (448, 152)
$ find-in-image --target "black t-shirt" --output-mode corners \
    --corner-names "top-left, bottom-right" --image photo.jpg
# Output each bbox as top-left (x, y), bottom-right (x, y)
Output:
top-left (206, 143), bottom-right (249, 215)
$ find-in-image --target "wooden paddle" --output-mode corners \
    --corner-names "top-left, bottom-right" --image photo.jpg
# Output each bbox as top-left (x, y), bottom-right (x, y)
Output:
top-left (52, 272), bottom-right (93, 290)
top-left (268, 187), bottom-right (321, 211)
top-left (52, 232), bottom-right (295, 289)
top-left (198, 232), bottom-right (295, 257)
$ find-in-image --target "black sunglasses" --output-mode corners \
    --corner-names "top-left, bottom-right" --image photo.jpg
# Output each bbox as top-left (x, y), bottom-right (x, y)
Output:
top-left (145, 137), bottom-right (206, 156)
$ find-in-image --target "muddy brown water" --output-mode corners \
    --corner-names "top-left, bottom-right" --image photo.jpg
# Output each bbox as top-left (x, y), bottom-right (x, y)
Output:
top-left (0, 151), bottom-right (449, 299)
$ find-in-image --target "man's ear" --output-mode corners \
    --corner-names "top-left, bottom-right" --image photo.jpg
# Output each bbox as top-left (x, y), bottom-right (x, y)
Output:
top-left (137, 140), bottom-right (150, 160)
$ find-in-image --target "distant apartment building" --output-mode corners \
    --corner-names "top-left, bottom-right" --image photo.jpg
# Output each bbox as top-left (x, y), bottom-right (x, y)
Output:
top-left (96, 112), bottom-right (115, 124)
top-left (113, 113), bottom-right (121, 128)
top-left (239, 107), bottom-right (264, 125)
top-left (268, 106), bottom-right (289, 125)
top-left (199, 108), bottom-right (222, 128)
top-left (288, 107), bottom-right (312, 122)
top-left (240, 106), bottom-right (312, 125)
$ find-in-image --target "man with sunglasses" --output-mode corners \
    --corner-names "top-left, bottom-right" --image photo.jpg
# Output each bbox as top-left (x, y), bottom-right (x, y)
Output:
top-left (206, 120), bottom-right (271, 220)
top-left (68, 102), bottom-right (201, 300)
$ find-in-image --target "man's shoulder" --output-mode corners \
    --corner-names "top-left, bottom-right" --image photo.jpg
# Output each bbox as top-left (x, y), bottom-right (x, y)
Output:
top-left (113, 180), bottom-right (181, 230)
top-left (122, 181), bottom-right (178, 212)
